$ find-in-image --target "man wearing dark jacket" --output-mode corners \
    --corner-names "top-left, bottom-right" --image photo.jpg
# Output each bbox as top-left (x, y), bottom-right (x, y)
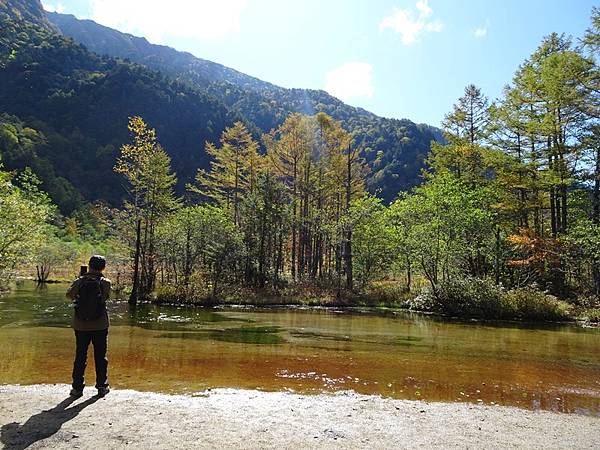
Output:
top-left (66, 255), bottom-right (112, 398)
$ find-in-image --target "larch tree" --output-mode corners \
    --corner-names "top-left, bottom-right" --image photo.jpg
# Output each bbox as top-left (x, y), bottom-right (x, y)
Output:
top-left (316, 112), bottom-right (367, 290)
top-left (442, 84), bottom-right (490, 145)
top-left (192, 121), bottom-right (262, 226)
top-left (115, 116), bottom-right (178, 304)
top-left (265, 113), bottom-right (313, 280)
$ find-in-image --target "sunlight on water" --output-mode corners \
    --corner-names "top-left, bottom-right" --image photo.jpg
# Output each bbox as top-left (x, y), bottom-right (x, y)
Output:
top-left (1, 281), bottom-right (600, 416)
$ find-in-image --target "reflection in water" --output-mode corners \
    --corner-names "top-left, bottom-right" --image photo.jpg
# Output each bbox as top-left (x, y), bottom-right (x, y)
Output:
top-left (1, 281), bottom-right (600, 416)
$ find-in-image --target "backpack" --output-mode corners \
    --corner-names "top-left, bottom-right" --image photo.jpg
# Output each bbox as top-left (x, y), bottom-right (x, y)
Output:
top-left (74, 276), bottom-right (105, 321)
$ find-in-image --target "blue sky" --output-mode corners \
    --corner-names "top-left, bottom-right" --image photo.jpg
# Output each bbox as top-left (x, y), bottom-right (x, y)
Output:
top-left (41, 0), bottom-right (597, 127)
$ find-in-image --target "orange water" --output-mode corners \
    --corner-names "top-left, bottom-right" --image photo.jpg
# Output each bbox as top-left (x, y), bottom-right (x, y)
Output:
top-left (2, 282), bottom-right (599, 415)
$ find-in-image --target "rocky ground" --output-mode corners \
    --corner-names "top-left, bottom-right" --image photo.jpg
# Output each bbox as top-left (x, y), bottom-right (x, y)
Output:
top-left (1, 384), bottom-right (598, 449)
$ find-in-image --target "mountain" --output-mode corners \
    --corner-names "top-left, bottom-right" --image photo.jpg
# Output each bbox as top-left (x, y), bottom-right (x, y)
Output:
top-left (47, 12), bottom-right (274, 93)
top-left (0, 0), bottom-right (441, 214)
top-left (48, 12), bottom-right (443, 203)
top-left (0, 0), bottom-right (236, 211)
top-left (0, 0), bottom-right (57, 32)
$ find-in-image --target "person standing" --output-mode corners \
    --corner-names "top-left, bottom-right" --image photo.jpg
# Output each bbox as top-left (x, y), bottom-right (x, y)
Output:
top-left (66, 255), bottom-right (112, 397)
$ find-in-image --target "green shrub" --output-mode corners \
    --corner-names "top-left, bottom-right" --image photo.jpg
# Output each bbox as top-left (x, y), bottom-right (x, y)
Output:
top-left (580, 308), bottom-right (600, 324)
top-left (154, 284), bottom-right (203, 304)
top-left (356, 283), bottom-right (412, 307)
top-left (503, 287), bottom-right (571, 321)
top-left (406, 291), bottom-right (437, 311)
top-left (408, 277), bottom-right (573, 321)
top-left (431, 277), bottom-right (505, 319)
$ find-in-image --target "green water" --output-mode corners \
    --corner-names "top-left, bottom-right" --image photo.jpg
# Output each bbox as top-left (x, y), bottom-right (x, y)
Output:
top-left (1, 281), bottom-right (600, 416)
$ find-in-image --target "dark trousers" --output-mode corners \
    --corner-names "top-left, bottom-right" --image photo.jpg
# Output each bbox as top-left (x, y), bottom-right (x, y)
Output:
top-left (72, 329), bottom-right (109, 391)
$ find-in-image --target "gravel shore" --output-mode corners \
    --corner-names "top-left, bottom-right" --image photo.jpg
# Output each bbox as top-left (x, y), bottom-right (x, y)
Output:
top-left (1, 384), bottom-right (598, 449)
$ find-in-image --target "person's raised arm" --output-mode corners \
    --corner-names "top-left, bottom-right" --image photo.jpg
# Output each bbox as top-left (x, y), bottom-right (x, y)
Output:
top-left (101, 278), bottom-right (112, 304)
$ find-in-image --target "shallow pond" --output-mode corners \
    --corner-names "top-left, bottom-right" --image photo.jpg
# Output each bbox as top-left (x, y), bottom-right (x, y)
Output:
top-left (1, 282), bottom-right (600, 416)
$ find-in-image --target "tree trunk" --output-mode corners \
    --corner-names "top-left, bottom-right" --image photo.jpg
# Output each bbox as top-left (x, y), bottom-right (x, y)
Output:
top-left (276, 229), bottom-right (284, 285)
top-left (594, 147), bottom-right (600, 224)
top-left (147, 220), bottom-right (156, 294)
top-left (212, 271), bottom-right (218, 299)
top-left (258, 211), bottom-right (266, 288)
top-left (336, 249), bottom-right (342, 300)
top-left (129, 218), bottom-right (142, 306)
top-left (298, 194), bottom-right (306, 278)
top-left (183, 221), bottom-right (191, 289)
top-left (421, 258), bottom-right (438, 298)
top-left (345, 145), bottom-right (353, 291)
top-left (36, 265), bottom-right (45, 283)
top-left (593, 147), bottom-right (600, 296)
top-left (345, 232), bottom-right (353, 290)
top-left (139, 218), bottom-right (150, 299)
top-left (291, 161), bottom-right (298, 281)
top-left (549, 152), bottom-right (558, 238)
top-left (494, 226), bottom-right (501, 285)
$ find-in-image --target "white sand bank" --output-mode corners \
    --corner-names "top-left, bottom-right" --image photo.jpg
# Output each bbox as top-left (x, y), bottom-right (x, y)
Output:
top-left (1, 384), bottom-right (598, 449)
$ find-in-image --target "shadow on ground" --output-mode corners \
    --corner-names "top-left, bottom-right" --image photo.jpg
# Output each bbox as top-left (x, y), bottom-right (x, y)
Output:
top-left (1, 395), bottom-right (99, 449)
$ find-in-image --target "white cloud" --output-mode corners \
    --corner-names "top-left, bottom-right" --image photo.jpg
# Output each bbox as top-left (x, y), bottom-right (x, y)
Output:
top-left (415, 0), bottom-right (432, 18)
top-left (42, 2), bottom-right (65, 13)
top-left (89, 0), bottom-right (248, 43)
top-left (474, 27), bottom-right (487, 38)
top-left (474, 20), bottom-right (490, 39)
top-left (325, 62), bottom-right (374, 102)
top-left (379, 0), bottom-right (443, 45)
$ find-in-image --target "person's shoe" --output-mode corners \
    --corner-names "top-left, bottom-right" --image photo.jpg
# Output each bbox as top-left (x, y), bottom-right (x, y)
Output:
top-left (97, 386), bottom-right (110, 397)
top-left (69, 388), bottom-right (83, 398)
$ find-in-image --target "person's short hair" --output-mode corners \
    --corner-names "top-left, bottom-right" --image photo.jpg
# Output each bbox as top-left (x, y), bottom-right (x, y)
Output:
top-left (89, 255), bottom-right (106, 271)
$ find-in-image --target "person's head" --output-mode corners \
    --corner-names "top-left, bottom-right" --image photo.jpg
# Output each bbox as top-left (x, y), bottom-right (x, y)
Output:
top-left (88, 255), bottom-right (106, 273)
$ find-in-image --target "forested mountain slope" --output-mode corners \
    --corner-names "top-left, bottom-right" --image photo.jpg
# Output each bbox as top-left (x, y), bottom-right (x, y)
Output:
top-left (1, 0), bottom-right (57, 32)
top-left (0, 0), bottom-right (236, 211)
top-left (0, 0), bottom-right (442, 213)
top-left (49, 11), bottom-right (443, 202)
